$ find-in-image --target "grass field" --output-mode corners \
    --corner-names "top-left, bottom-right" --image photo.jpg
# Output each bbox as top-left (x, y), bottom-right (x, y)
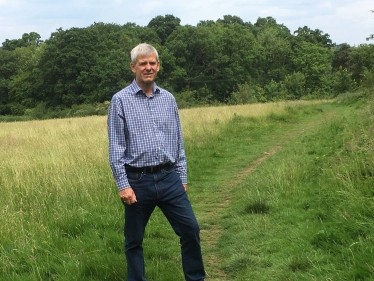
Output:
top-left (0, 94), bottom-right (373, 280)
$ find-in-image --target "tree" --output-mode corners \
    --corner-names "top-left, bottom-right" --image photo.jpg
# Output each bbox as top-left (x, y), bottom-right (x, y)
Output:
top-left (293, 26), bottom-right (334, 48)
top-left (166, 22), bottom-right (260, 102)
top-left (0, 50), bottom-right (16, 114)
top-left (197, 20), bottom-right (215, 27)
top-left (216, 15), bottom-right (245, 25)
top-left (122, 23), bottom-right (161, 45)
top-left (2, 32), bottom-right (43, 51)
top-left (256, 25), bottom-right (293, 85)
top-left (292, 41), bottom-right (333, 95)
top-left (147, 15), bottom-right (181, 45)
top-left (36, 23), bottom-right (142, 108)
top-left (7, 44), bottom-right (44, 111)
top-left (253, 16), bottom-right (291, 38)
top-left (349, 44), bottom-right (374, 83)
top-left (332, 43), bottom-right (352, 71)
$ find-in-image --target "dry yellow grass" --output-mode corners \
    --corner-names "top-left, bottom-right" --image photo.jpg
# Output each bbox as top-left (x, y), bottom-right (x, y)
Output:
top-left (0, 101), bottom-right (329, 165)
top-left (179, 100), bottom-right (330, 140)
top-left (0, 116), bottom-right (108, 192)
top-left (0, 116), bottom-right (110, 241)
top-left (0, 100), bottom-right (329, 190)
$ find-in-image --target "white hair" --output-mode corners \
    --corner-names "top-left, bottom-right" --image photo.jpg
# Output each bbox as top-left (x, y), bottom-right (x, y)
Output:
top-left (130, 43), bottom-right (159, 64)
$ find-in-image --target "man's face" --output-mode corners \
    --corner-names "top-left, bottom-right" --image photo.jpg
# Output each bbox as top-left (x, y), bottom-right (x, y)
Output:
top-left (130, 53), bottom-right (160, 86)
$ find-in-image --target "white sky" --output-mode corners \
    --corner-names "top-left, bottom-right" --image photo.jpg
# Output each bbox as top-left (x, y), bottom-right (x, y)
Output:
top-left (0, 0), bottom-right (373, 46)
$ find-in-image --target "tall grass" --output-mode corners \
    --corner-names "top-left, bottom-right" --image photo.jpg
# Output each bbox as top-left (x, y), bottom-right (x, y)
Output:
top-left (0, 97), bottom-right (371, 280)
top-left (180, 100), bottom-right (330, 143)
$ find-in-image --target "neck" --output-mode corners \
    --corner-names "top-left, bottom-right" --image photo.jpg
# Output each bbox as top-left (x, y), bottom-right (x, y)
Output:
top-left (137, 80), bottom-right (154, 97)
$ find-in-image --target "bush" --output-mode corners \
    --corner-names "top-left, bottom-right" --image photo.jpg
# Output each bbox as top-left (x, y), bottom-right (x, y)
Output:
top-left (95, 101), bottom-right (110, 115)
top-left (25, 102), bottom-right (48, 119)
top-left (68, 104), bottom-right (97, 117)
top-left (228, 83), bottom-right (259, 105)
top-left (174, 90), bottom-right (198, 109)
top-left (264, 80), bottom-right (281, 101)
top-left (360, 70), bottom-right (374, 89)
top-left (0, 115), bottom-right (31, 122)
top-left (282, 72), bottom-right (306, 99)
top-left (330, 68), bottom-right (357, 96)
top-left (8, 103), bottom-right (26, 115)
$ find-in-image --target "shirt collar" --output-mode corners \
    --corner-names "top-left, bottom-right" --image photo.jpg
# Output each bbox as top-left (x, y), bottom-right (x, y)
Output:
top-left (131, 79), bottom-right (160, 96)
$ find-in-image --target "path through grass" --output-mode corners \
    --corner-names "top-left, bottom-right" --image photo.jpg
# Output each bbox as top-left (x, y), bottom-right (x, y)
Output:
top-left (1, 97), bottom-right (373, 280)
top-left (188, 103), bottom-right (340, 280)
top-left (189, 96), bottom-right (374, 280)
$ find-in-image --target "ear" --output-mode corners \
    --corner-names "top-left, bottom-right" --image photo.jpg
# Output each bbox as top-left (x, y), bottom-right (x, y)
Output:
top-left (130, 62), bottom-right (136, 73)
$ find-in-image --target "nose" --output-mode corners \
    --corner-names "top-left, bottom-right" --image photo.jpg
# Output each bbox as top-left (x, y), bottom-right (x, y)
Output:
top-left (145, 62), bottom-right (152, 70)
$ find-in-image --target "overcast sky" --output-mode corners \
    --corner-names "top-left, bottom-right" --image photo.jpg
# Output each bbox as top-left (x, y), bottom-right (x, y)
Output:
top-left (0, 0), bottom-right (373, 46)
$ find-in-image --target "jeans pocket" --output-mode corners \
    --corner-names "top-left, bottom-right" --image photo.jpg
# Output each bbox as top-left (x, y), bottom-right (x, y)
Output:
top-left (161, 165), bottom-right (174, 174)
top-left (127, 171), bottom-right (144, 183)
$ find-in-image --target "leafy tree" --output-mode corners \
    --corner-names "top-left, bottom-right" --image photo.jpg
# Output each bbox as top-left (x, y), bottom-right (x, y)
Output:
top-left (0, 50), bottom-right (16, 114)
top-left (332, 43), bottom-right (352, 71)
top-left (214, 23), bottom-right (260, 100)
top-left (216, 15), bottom-right (245, 25)
top-left (293, 26), bottom-right (334, 48)
top-left (8, 44), bottom-right (44, 110)
top-left (349, 44), bottom-right (374, 84)
top-left (256, 26), bottom-right (293, 85)
top-left (37, 23), bottom-right (140, 108)
top-left (123, 23), bottom-right (161, 45)
top-left (166, 22), bottom-right (260, 101)
top-left (292, 41), bottom-right (333, 95)
top-left (164, 25), bottom-right (201, 96)
top-left (254, 16), bottom-right (279, 28)
top-left (197, 20), bottom-right (216, 27)
top-left (1, 15), bottom-right (371, 117)
top-left (37, 27), bottom-right (94, 107)
top-left (2, 32), bottom-right (43, 51)
top-left (253, 16), bottom-right (291, 38)
top-left (147, 14), bottom-right (181, 44)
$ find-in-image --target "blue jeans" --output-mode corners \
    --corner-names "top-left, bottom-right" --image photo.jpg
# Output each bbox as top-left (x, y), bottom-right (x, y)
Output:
top-left (124, 165), bottom-right (205, 281)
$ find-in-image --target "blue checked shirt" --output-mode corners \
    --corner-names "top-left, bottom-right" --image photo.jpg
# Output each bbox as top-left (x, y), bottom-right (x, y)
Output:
top-left (108, 80), bottom-right (187, 191)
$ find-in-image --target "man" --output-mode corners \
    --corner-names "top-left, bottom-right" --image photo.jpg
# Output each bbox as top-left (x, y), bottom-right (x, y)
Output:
top-left (107, 43), bottom-right (205, 281)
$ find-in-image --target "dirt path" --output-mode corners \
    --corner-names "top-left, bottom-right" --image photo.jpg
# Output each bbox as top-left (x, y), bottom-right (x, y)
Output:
top-left (200, 110), bottom-right (336, 280)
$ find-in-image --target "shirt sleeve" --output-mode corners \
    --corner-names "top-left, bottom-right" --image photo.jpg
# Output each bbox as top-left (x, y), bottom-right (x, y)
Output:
top-left (107, 95), bottom-right (131, 191)
top-left (173, 101), bottom-right (188, 184)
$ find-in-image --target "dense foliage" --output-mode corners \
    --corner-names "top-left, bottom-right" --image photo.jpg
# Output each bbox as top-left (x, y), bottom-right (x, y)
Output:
top-left (0, 14), bottom-right (373, 118)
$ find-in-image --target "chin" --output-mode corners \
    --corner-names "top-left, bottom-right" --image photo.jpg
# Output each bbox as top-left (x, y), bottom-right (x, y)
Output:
top-left (144, 78), bottom-right (155, 83)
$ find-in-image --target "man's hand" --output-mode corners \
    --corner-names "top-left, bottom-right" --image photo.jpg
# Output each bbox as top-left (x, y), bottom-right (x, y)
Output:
top-left (119, 187), bottom-right (137, 205)
top-left (183, 184), bottom-right (188, 192)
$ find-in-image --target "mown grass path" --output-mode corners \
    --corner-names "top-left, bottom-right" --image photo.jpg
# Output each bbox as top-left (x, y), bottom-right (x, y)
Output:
top-left (193, 105), bottom-right (339, 280)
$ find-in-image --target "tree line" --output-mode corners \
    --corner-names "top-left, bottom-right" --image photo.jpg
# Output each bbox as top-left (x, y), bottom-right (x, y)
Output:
top-left (1, 14), bottom-right (374, 118)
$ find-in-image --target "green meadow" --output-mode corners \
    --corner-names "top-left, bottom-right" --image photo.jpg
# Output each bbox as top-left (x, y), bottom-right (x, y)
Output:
top-left (1, 92), bottom-right (373, 281)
